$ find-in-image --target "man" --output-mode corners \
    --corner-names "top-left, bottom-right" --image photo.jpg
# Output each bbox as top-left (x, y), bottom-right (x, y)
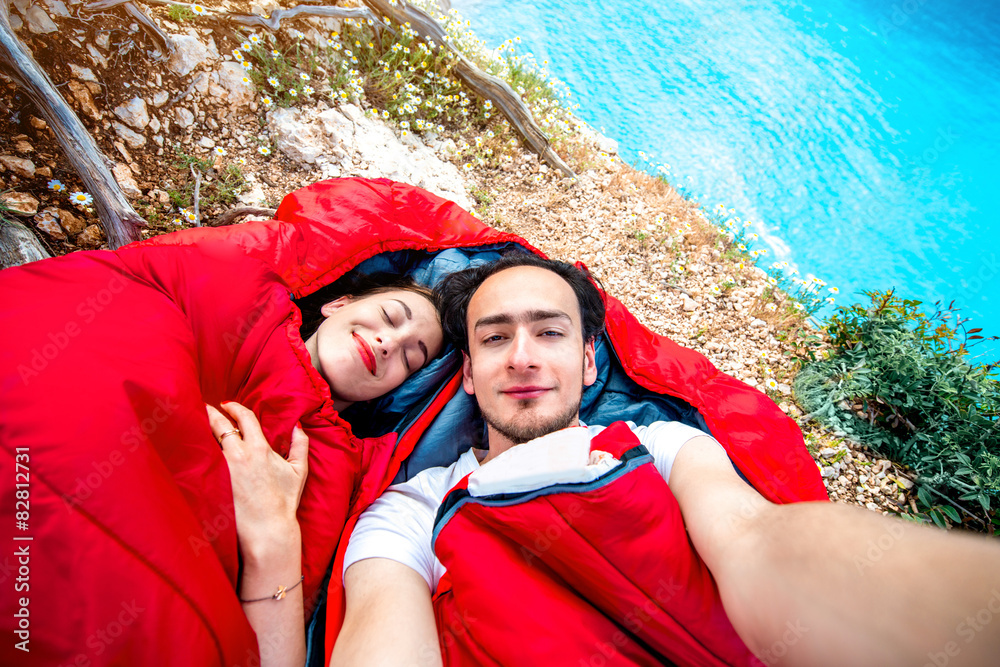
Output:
top-left (331, 253), bottom-right (1000, 666)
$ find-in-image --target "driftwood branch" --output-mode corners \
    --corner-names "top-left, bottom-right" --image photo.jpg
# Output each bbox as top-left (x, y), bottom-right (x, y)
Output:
top-left (0, 218), bottom-right (52, 268)
top-left (190, 164), bottom-right (201, 227)
top-left (211, 206), bottom-right (277, 227)
top-left (0, 1), bottom-right (144, 249)
top-left (122, 1), bottom-right (175, 56)
top-left (85, 0), bottom-right (386, 35)
top-left (361, 0), bottom-right (574, 177)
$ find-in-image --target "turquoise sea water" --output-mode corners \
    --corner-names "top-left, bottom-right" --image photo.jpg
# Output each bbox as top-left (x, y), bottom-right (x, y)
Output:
top-left (453, 0), bottom-right (1000, 360)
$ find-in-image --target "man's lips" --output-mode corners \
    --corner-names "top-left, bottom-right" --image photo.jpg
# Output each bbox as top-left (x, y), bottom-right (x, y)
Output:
top-left (501, 386), bottom-right (550, 400)
top-left (353, 333), bottom-right (377, 376)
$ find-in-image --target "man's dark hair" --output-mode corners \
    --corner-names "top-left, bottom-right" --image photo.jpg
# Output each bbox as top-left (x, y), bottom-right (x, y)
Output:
top-left (436, 252), bottom-right (606, 353)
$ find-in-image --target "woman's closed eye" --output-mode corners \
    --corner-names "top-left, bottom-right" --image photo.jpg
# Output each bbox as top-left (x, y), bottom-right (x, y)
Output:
top-left (381, 307), bottom-right (395, 327)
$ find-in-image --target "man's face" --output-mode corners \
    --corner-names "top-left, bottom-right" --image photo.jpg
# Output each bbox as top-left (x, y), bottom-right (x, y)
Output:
top-left (462, 265), bottom-right (597, 450)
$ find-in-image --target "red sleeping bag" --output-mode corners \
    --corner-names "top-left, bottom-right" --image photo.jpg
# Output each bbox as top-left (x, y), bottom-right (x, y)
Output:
top-left (0, 177), bottom-right (826, 665)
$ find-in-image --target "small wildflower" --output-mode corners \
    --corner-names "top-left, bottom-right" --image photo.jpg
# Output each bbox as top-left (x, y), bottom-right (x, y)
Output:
top-left (242, 76), bottom-right (252, 85)
top-left (271, 49), bottom-right (281, 58)
top-left (47, 179), bottom-right (65, 192)
top-left (829, 286), bottom-right (840, 294)
top-left (765, 303), bottom-right (777, 312)
top-left (183, 210), bottom-right (196, 222)
top-left (268, 77), bottom-right (279, 88)
top-left (192, 4), bottom-right (206, 15)
top-left (172, 218), bottom-right (182, 226)
top-left (231, 49), bottom-right (244, 60)
top-left (381, 110), bottom-right (390, 119)
top-left (766, 378), bottom-right (778, 391)
top-left (760, 351), bottom-right (770, 360)
top-left (70, 191), bottom-right (93, 206)
top-left (237, 157), bottom-right (247, 166)
top-left (258, 146), bottom-right (271, 156)
top-left (763, 366), bottom-right (774, 375)
top-left (650, 294), bottom-right (663, 303)
top-left (826, 297), bottom-right (836, 305)
top-left (249, 34), bottom-right (261, 44)
top-left (261, 96), bottom-right (273, 107)
top-left (303, 86), bottom-right (314, 95)
top-left (462, 163), bottom-right (473, 172)
top-left (288, 89), bottom-right (298, 97)
top-left (241, 61), bottom-right (253, 72)
top-left (710, 285), bottom-right (721, 296)
top-left (213, 146), bottom-right (226, 156)
top-left (241, 41), bottom-right (252, 52)
top-left (299, 72), bottom-right (310, 81)
top-left (400, 129), bottom-right (409, 138)
top-left (793, 302), bottom-right (805, 311)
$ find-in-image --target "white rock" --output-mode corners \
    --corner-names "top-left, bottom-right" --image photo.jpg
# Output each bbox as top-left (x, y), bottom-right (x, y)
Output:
top-left (34, 208), bottom-right (67, 240)
top-left (681, 295), bottom-right (698, 312)
top-left (819, 447), bottom-right (838, 459)
top-left (820, 466), bottom-right (836, 479)
top-left (24, 5), bottom-right (58, 34)
top-left (167, 34), bottom-right (217, 77)
top-left (86, 43), bottom-right (108, 69)
top-left (148, 117), bottom-right (161, 133)
top-left (198, 136), bottom-right (216, 149)
top-left (113, 122), bottom-right (146, 149)
top-left (1, 192), bottom-right (39, 215)
top-left (750, 318), bottom-right (767, 328)
top-left (151, 90), bottom-right (170, 107)
top-left (69, 63), bottom-right (97, 82)
top-left (95, 32), bottom-right (110, 49)
top-left (113, 97), bottom-right (149, 130)
top-left (214, 61), bottom-right (255, 107)
top-left (174, 107), bottom-right (195, 128)
top-left (0, 155), bottom-right (35, 178)
top-left (112, 162), bottom-right (142, 198)
top-left (268, 104), bottom-right (472, 209)
top-left (238, 181), bottom-right (267, 206)
top-left (43, 0), bottom-right (71, 17)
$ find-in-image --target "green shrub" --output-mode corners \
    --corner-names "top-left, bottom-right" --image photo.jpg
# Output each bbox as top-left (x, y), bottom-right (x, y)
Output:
top-left (794, 289), bottom-right (1000, 529)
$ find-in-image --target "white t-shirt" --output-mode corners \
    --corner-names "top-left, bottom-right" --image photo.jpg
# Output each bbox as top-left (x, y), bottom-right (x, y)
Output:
top-left (343, 421), bottom-right (714, 592)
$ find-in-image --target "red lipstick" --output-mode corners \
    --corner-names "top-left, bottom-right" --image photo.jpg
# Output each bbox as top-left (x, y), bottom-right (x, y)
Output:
top-left (354, 333), bottom-right (377, 375)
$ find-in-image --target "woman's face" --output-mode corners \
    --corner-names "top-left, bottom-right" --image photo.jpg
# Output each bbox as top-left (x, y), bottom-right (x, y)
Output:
top-left (305, 289), bottom-right (443, 410)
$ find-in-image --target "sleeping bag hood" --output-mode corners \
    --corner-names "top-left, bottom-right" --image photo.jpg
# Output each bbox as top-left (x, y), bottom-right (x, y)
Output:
top-left (0, 177), bottom-right (826, 666)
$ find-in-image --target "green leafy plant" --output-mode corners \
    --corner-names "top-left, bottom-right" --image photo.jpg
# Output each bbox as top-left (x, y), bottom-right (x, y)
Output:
top-left (167, 4), bottom-right (194, 21)
top-left (795, 289), bottom-right (1000, 530)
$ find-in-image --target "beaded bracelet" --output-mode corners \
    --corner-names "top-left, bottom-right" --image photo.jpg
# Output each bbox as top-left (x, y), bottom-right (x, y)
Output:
top-left (240, 575), bottom-right (304, 603)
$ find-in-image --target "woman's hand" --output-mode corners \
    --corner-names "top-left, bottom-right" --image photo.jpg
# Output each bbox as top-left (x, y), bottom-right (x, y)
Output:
top-left (206, 402), bottom-right (309, 564)
top-left (206, 402), bottom-right (308, 667)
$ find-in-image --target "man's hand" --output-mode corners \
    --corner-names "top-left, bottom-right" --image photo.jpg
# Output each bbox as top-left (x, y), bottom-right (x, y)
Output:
top-left (333, 558), bottom-right (442, 667)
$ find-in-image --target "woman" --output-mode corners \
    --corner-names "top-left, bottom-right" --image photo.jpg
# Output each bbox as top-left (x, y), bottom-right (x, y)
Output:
top-left (206, 279), bottom-right (442, 667)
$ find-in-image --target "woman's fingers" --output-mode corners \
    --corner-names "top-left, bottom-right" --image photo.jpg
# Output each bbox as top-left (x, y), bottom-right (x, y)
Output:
top-left (219, 401), bottom-right (266, 446)
top-left (288, 425), bottom-right (310, 471)
top-left (206, 404), bottom-right (242, 453)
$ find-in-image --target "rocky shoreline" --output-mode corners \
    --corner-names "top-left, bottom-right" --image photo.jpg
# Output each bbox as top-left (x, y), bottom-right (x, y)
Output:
top-left (0, 0), bottom-right (917, 518)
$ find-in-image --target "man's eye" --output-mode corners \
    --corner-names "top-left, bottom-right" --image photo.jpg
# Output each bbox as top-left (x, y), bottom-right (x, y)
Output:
top-left (542, 330), bottom-right (563, 337)
top-left (484, 334), bottom-right (504, 344)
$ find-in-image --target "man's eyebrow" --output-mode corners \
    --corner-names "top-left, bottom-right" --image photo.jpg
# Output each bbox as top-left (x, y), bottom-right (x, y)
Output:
top-left (392, 299), bottom-right (413, 319)
top-left (473, 309), bottom-right (572, 330)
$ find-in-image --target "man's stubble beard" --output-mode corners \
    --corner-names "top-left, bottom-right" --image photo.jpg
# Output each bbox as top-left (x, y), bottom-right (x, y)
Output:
top-left (481, 396), bottom-right (583, 446)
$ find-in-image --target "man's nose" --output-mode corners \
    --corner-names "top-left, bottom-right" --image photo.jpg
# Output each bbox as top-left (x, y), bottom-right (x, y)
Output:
top-left (506, 330), bottom-right (537, 369)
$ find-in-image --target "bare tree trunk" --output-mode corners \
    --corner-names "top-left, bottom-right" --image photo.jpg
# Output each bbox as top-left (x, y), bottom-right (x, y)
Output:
top-left (0, 219), bottom-right (51, 268)
top-left (0, 0), bottom-right (145, 249)
top-left (361, 0), bottom-right (575, 178)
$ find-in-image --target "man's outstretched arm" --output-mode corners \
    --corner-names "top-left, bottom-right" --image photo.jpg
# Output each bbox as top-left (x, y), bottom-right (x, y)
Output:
top-left (332, 558), bottom-right (442, 667)
top-left (669, 436), bottom-right (1000, 667)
